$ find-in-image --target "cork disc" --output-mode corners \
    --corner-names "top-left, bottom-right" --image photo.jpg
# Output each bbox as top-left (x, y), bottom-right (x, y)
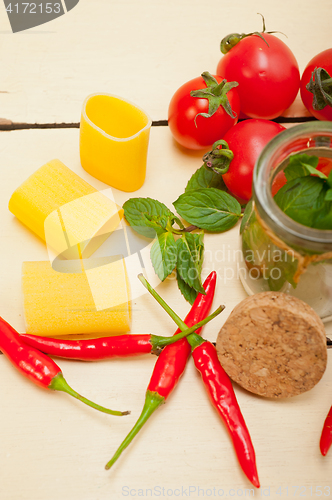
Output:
top-left (216, 292), bottom-right (327, 399)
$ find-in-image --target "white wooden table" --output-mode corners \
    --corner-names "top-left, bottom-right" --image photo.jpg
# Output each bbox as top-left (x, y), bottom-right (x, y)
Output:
top-left (0, 2), bottom-right (331, 499)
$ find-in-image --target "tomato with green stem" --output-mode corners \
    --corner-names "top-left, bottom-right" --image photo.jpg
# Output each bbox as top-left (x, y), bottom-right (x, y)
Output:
top-left (216, 17), bottom-right (300, 120)
top-left (221, 119), bottom-right (285, 202)
top-left (300, 48), bottom-right (332, 121)
top-left (168, 71), bottom-right (240, 150)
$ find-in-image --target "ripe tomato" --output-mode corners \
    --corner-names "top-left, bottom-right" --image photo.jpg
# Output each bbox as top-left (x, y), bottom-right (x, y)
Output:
top-left (300, 48), bottom-right (332, 121)
top-left (216, 33), bottom-right (300, 120)
top-left (317, 156), bottom-right (332, 176)
top-left (222, 119), bottom-right (286, 202)
top-left (271, 171), bottom-right (287, 197)
top-left (168, 73), bottom-right (240, 150)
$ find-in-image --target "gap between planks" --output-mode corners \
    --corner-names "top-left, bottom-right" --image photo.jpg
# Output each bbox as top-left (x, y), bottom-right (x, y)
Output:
top-left (0, 116), bottom-right (318, 131)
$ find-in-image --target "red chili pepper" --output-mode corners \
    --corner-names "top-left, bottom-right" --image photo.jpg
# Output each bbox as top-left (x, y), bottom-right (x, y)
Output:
top-left (0, 316), bottom-right (128, 416)
top-left (188, 334), bottom-right (260, 488)
top-left (320, 405), bottom-right (332, 456)
top-left (20, 309), bottom-right (222, 361)
top-left (105, 271), bottom-right (217, 470)
top-left (135, 275), bottom-right (259, 489)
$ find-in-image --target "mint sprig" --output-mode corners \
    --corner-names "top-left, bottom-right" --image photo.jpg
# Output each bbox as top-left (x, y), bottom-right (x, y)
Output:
top-left (123, 197), bottom-right (206, 302)
top-left (274, 153), bottom-right (332, 230)
top-left (123, 142), bottom-right (243, 303)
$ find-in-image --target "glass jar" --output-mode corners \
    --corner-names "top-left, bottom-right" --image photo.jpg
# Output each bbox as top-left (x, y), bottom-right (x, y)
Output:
top-left (239, 122), bottom-right (332, 322)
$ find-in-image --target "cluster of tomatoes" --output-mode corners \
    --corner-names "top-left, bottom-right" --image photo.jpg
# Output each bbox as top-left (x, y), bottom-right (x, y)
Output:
top-left (167, 22), bottom-right (332, 202)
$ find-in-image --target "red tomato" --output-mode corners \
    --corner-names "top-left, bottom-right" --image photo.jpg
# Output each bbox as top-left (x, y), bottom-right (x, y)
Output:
top-left (317, 156), bottom-right (332, 176)
top-left (300, 48), bottom-right (332, 121)
top-left (216, 33), bottom-right (300, 120)
top-left (222, 119), bottom-right (286, 201)
top-left (271, 171), bottom-right (287, 196)
top-left (168, 74), bottom-right (240, 150)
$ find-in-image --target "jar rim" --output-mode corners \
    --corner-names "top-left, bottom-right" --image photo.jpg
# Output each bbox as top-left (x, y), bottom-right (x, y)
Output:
top-left (253, 121), bottom-right (332, 247)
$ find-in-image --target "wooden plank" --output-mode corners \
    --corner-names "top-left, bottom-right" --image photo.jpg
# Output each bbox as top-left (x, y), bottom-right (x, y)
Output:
top-left (0, 127), bottom-right (331, 500)
top-left (0, 0), bottom-right (330, 123)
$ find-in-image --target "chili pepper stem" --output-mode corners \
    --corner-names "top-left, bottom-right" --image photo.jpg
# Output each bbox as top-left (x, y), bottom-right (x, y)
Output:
top-left (105, 390), bottom-right (164, 470)
top-left (138, 274), bottom-right (211, 333)
top-left (185, 332), bottom-right (206, 349)
top-left (50, 373), bottom-right (130, 416)
top-left (150, 305), bottom-right (223, 351)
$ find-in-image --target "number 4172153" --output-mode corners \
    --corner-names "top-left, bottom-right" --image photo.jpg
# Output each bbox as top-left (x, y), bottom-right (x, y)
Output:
top-left (6, 3), bottom-right (61, 14)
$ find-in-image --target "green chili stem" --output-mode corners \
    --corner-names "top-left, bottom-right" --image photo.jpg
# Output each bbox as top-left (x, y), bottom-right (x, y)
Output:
top-left (105, 391), bottom-right (164, 470)
top-left (186, 332), bottom-right (206, 350)
top-left (139, 274), bottom-right (194, 331)
top-left (150, 305), bottom-right (223, 350)
top-left (50, 373), bottom-right (130, 416)
top-left (138, 274), bottom-right (224, 340)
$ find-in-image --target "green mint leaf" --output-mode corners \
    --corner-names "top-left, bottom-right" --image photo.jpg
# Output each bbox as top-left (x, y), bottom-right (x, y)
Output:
top-left (268, 274), bottom-right (287, 292)
top-left (288, 153), bottom-right (319, 169)
top-left (176, 233), bottom-right (205, 294)
top-left (274, 176), bottom-right (324, 227)
top-left (312, 205), bottom-right (332, 229)
top-left (268, 251), bottom-right (298, 290)
top-left (304, 164), bottom-right (328, 179)
top-left (176, 272), bottom-right (198, 305)
top-left (150, 232), bottom-right (177, 281)
top-left (284, 164), bottom-right (309, 181)
top-left (194, 232), bottom-right (205, 278)
top-left (328, 170), bottom-right (332, 189)
top-left (311, 188), bottom-right (332, 229)
top-left (173, 188), bottom-right (241, 232)
top-left (123, 197), bottom-right (175, 237)
top-left (185, 165), bottom-right (227, 193)
top-left (240, 200), bottom-right (252, 235)
top-left (325, 189), bottom-right (332, 201)
top-left (284, 153), bottom-right (320, 181)
top-left (171, 215), bottom-right (185, 229)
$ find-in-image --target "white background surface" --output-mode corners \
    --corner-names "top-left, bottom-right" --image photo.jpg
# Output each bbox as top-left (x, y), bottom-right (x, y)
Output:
top-left (0, 1), bottom-right (331, 499)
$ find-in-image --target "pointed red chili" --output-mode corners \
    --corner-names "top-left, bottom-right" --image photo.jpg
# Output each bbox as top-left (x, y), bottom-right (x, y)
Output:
top-left (188, 334), bottom-right (260, 488)
top-left (136, 275), bottom-right (260, 489)
top-left (0, 316), bottom-right (128, 416)
top-left (320, 405), bottom-right (332, 456)
top-left (20, 308), bottom-right (222, 361)
top-left (105, 271), bottom-right (217, 470)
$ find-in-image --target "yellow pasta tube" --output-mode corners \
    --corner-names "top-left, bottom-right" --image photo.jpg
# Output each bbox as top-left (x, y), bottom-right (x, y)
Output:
top-left (80, 94), bottom-right (151, 192)
top-left (22, 257), bottom-right (131, 337)
top-left (9, 159), bottom-right (123, 259)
